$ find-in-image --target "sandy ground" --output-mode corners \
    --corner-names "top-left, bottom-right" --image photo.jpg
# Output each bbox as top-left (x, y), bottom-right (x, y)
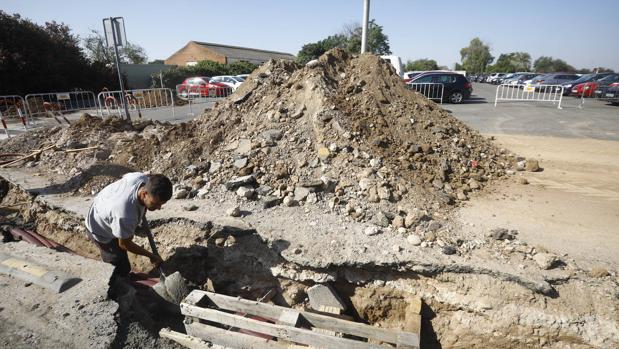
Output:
top-left (456, 134), bottom-right (619, 270)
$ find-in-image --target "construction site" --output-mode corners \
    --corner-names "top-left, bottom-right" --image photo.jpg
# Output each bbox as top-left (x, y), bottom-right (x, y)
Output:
top-left (1, 49), bottom-right (618, 349)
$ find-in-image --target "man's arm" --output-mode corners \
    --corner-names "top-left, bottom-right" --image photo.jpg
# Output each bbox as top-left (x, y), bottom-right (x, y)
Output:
top-left (118, 237), bottom-right (163, 266)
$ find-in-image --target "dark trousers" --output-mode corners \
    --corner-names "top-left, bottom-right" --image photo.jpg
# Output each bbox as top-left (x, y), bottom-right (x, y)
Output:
top-left (85, 229), bottom-right (131, 278)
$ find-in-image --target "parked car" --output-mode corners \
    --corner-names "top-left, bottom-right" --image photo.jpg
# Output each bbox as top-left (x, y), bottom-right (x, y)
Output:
top-left (501, 73), bottom-right (534, 85)
top-left (572, 74), bottom-right (619, 97)
top-left (408, 72), bottom-right (472, 103)
top-left (487, 73), bottom-right (506, 84)
top-left (600, 85), bottom-right (619, 105)
top-left (592, 74), bottom-right (619, 98)
top-left (534, 73), bottom-right (580, 89)
top-left (210, 75), bottom-right (244, 91)
top-left (402, 71), bottom-right (424, 83)
top-left (561, 73), bottom-right (613, 96)
top-left (178, 76), bottom-right (229, 97)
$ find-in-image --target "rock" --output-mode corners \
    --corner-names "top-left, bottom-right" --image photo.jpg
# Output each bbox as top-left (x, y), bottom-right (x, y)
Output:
top-left (364, 226), bottom-right (381, 236)
top-left (369, 158), bottom-right (382, 169)
top-left (367, 187), bottom-right (380, 203)
top-left (214, 238), bottom-right (226, 246)
top-left (518, 177), bottom-right (529, 185)
top-left (392, 215), bottom-right (405, 228)
top-left (526, 159), bottom-right (541, 172)
top-left (489, 228), bottom-right (516, 240)
top-left (404, 209), bottom-right (428, 228)
top-left (192, 177), bottom-right (206, 188)
top-left (442, 245), bottom-right (457, 255)
top-left (421, 144), bottom-right (433, 154)
top-left (372, 212), bottom-right (390, 228)
top-left (432, 179), bottom-right (444, 190)
top-left (516, 160), bottom-right (526, 171)
top-left (283, 195), bottom-right (298, 207)
top-left (306, 193), bottom-right (318, 204)
top-left (533, 253), bottom-right (559, 270)
top-left (262, 196), bottom-right (281, 209)
top-left (294, 187), bottom-right (311, 201)
top-left (589, 267), bottom-right (610, 278)
top-left (457, 191), bottom-right (468, 201)
top-left (224, 235), bottom-right (237, 247)
top-left (261, 129), bottom-right (283, 141)
top-left (468, 179), bottom-right (481, 190)
top-left (236, 139), bottom-right (252, 155)
top-left (377, 186), bottom-right (392, 201)
top-left (328, 197), bottom-right (339, 209)
top-left (307, 284), bottom-right (346, 312)
top-left (306, 59), bottom-right (320, 68)
top-left (427, 221), bottom-right (442, 232)
top-left (173, 188), bottom-right (189, 200)
top-left (255, 185), bottom-right (273, 196)
top-left (182, 204), bottom-right (198, 211)
top-left (359, 178), bottom-right (374, 190)
top-left (236, 186), bottom-right (255, 199)
top-left (227, 206), bottom-right (241, 217)
top-left (407, 234), bottom-right (422, 246)
top-left (425, 231), bottom-right (437, 242)
top-left (209, 161), bottom-right (222, 174)
top-left (320, 176), bottom-right (338, 192)
top-left (234, 157), bottom-right (248, 168)
top-left (233, 91), bottom-right (252, 104)
top-left (196, 186), bottom-right (210, 199)
top-left (225, 175), bottom-right (256, 190)
top-left (328, 143), bottom-right (339, 152)
top-left (317, 147), bottom-right (330, 160)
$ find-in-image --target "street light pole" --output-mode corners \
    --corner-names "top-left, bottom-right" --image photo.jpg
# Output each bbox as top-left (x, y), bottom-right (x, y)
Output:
top-left (361, 0), bottom-right (370, 53)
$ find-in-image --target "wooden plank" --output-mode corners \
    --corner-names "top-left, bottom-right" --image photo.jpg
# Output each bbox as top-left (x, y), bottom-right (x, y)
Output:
top-left (159, 328), bottom-right (226, 349)
top-left (183, 290), bottom-right (420, 348)
top-left (182, 304), bottom-right (388, 349)
top-left (186, 322), bottom-right (288, 349)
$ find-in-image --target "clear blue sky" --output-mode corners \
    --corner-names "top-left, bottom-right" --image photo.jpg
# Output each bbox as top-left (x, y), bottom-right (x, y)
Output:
top-left (3, 0), bottom-right (618, 70)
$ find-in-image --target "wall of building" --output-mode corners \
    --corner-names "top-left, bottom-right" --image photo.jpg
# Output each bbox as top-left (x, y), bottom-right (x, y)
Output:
top-left (165, 42), bottom-right (226, 66)
top-left (120, 63), bottom-right (176, 89)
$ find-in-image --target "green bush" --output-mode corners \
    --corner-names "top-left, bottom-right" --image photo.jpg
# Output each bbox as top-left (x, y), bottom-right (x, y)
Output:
top-left (152, 60), bottom-right (258, 89)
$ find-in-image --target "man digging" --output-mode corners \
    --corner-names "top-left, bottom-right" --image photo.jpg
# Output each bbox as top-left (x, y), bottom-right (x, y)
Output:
top-left (84, 172), bottom-right (172, 280)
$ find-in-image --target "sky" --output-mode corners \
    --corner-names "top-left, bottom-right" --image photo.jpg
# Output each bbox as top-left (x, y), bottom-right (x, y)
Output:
top-left (3, 0), bottom-right (619, 71)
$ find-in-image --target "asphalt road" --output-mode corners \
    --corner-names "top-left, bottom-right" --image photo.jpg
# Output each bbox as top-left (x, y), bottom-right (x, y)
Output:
top-left (445, 83), bottom-right (619, 141)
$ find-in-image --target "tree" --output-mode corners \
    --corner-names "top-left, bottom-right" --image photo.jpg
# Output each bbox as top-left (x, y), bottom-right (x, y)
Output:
top-left (0, 11), bottom-right (116, 95)
top-left (488, 52), bottom-right (531, 72)
top-left (83, 30), bottom-right (148, 65)
top-left (404, 58), bottom-right (439, 71)
top-left (148, 59), bottom-right (165, 64)
top-left (459, 37), bottom-right (494, 74)
top-left (296, 19), bottom-right (391, 64)
top-left (533, 56), bottom-right (576, 73)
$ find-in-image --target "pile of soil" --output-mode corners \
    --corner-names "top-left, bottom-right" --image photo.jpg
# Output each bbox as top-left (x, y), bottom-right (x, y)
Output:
top-left (1, 49), bottom-right (517, 216)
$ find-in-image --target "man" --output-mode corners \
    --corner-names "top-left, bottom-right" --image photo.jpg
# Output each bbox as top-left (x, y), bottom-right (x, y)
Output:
top-left (85, 172), bottom-right (173, 278)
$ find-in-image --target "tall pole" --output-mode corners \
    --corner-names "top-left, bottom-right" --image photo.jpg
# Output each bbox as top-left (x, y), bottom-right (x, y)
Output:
top-left (110, 17), bottom-right (131, 121)
top-left (361, 0), bottom-right (370, 53)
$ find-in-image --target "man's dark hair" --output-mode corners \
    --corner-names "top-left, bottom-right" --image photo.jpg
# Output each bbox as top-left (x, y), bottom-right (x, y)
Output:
top-left (145, 174), bottom-right (173, 201)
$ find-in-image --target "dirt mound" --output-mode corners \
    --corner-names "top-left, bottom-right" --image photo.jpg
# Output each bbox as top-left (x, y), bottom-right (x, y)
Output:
top-left (1, 49), bottom-right (516, 216)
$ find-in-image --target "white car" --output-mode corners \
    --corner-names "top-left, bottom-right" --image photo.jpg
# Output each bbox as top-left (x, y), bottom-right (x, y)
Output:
top-left (210, 76), bottom-right (244, 91)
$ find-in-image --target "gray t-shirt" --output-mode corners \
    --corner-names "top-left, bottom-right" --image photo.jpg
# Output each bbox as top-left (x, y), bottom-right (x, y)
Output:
top-left (85, 172), bottom-right (148, 243)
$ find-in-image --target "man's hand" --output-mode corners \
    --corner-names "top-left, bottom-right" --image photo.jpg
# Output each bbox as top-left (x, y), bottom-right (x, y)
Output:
top-left (149, 254), bottom-right (163, 268)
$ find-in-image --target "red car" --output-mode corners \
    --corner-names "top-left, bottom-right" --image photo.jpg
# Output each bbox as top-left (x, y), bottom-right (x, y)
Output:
top-left (178, 76), bottom-right (229, 98)
top-left (572, 82), bottom-right (599, 97)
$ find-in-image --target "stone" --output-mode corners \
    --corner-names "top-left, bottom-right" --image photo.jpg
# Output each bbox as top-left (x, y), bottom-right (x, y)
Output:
top-left (533, 253), bottom-right (559, 270)
top-left (589, 267), bottom-right (610, 278)
top-left (261, 129), bottom-right (283, 141)
top-left (392, 215), bottom-right (405, 228)
top-left (255, 185), bottom-right (273, 196)
top-left (225, 175), bottom-right (256, 190)
top-left (236, 139), bottom-right (252, 155)
top-left (525, 159), bottom-right (541, 172)
top-left (173, 188), bottom-right (189, 200)
top-left (457, 191), bottom-right (468, 201)
top-left (192, 177), bottom-right (206, 188)
top-left (294, 187), bottom-right (311, 201)
top-left (407, 234), bottom-right (422, 246)
top-left (320, 176), bottom-right (338, 192)
top-left (367, 187), bottom-right (380, 203)
top-left (236, 186), bottom-right (255, 199)
top-left (262, 196), bottom-right (281, 209)
top-left (377, 186), bottom-right (392, 201)
top-left (307, 284), bottom-right (346, 312)
top-left (432, 179), bottom-right (444, 190)
top-left (359, 178), bottom-right (374, 190)
top-left (427, 221), bottom-right (442, 232)
top-left (317, 147), bottom-right (330, 160)
top-left (209, 161), bottom-right (222, 174)
top-left (364, 226), bottom-right (381, 236)
top-left (196, 186), bottom-right (210, 199)
top-left (425, 231), bottom-right (437, 242)
top-left (227, 206), bottom-right (241, 217)
top-left (283, 195), bottom-right (298, 207)
top-left (372, 212), bottom-right (390, 228)
top-left (489, 228), bottom-right (515, 240)
top-left (369, 158), bottom-right (382, 169)
top-left (442, 245), bottom-right (457, 255)
top-left (468, 179), bottom-right (481, 190)
top-left (233, 157), bottom-right (248, 168)
top-left (516, 160), bottom-right (526, 171)
top-left (405, 209), bottom-right (428, 228)
top-left (182, 204), bottom-right (198, 211)
top-left (519, 177), bottom-right (529, 185)
top-left (421, 144), bottom-right (433, 154)
top-left (305, 193), bottom-right (318, 204)
top-left (328, 143), bottom-right (338, 152)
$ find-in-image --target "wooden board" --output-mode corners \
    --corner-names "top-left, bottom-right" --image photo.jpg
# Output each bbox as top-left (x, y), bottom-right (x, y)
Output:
top-left (185, 322), bottom-right (289, 349)
top-left (181, 290), bottom-right (420, 348)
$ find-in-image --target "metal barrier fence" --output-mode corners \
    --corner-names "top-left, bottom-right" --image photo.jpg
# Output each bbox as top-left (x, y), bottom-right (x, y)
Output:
top-left (407, 83), bottom-right (444, 103)
top-left (579, 82), bottom-right (619, 108)
top-left (175, 84), bottom-right (234, 116)
top-left (97, 88), bottom-right (175, 118)
top-left (494, 84), bottom-right (564, 109)
top-left (25, 91), bottom-right (98, 121)
top-left (0, 95), bottom-right (29, 137)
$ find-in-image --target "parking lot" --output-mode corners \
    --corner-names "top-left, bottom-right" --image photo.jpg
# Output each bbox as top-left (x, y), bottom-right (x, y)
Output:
top-left (446, 83), bottom-right (619, 141)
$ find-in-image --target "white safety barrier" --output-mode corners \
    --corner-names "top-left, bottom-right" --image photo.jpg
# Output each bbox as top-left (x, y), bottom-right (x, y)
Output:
top-left (97, 88), bottom-right (175, 118)
top-left (494, 84), bottom-right (564, 109)
top-left (175, 84), bottom-right (234, 116)
top-left (25, 91), bottom-right (98, 122)
top-left (407, 83), bottom-right (444, 103)
top-left (0, 95), bottom-right (29, 137)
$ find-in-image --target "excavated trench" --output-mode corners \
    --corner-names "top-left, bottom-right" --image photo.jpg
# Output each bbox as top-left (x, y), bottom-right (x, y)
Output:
top-left (1, 178), bottom-right (618, 349)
